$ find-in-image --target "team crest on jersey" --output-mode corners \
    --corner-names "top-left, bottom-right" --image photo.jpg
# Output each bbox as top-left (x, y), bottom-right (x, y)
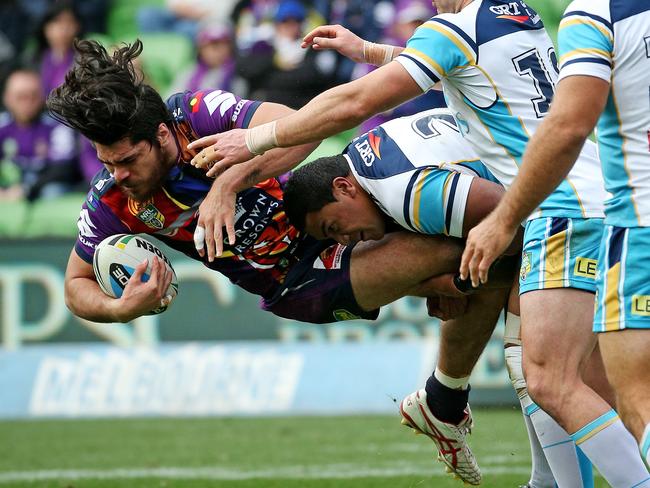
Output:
top-left (128, 198), bottom-right (165, 230)
top-left (520, 251), bottom-right (532, 281)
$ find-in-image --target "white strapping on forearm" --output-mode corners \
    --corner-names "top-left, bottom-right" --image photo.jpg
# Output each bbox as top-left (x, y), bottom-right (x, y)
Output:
top-left (362, 41), bottom-right (396, 66)
top-left (245, 120), bottom-right (278, 155)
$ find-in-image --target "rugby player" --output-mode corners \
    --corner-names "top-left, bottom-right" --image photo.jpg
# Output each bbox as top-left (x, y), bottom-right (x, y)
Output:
top-left (186, 0), bottom-right (650, 484)
top-left (282, 108), bottom-right (594, 487)
top-left (285, 108), bottom-right (514, 484)
top-left (461, 0), bottom-right (650, 472)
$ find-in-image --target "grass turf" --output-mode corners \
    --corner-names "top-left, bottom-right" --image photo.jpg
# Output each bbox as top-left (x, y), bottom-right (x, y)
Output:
top-left (0, 409), bottom-right (609, 487)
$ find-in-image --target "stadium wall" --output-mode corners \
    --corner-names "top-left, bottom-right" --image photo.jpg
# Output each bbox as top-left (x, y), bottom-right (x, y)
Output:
top-left (0, 239), bottom-right (516, 418)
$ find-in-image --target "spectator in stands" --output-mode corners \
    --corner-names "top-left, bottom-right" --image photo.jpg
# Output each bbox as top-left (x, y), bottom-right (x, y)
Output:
top-left (72, 0), bottom-right (109, 35)
top-left (353, 0), bottom-right (445, 134)
top-left (137, 0), bottom-right (238, 41)
top-left (0, 68), bottom-right (79, 201)
top-left (168, 24), bottom-right (239, 97)
top-left (0, 1), bottom-right (31, 107)
top-left (34, 1), bottom-right (82, 96)
top-left (21, 0), bottom-right (108, 36)
top-left (235, 0), bottom-right (336, 108)
top-left (316, 0), bottom-right (395, 83)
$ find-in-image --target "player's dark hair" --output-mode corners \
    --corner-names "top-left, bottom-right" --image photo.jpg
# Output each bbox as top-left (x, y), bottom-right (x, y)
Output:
top-left (47, 39), bottom-right (171, 146)
top-left (283, 154), bottom-right (350, 231)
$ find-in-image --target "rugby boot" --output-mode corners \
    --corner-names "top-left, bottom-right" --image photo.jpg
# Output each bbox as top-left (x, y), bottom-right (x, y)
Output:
top-left (400, 388), bottom-right (481, 485)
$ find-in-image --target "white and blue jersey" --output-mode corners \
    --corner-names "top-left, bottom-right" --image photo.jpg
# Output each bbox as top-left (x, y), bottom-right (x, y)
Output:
top-left (344, 108), bottom-right (500, 238)
top-left (558, 1), bottom-right (650, 228)
top-left (395, 0), bottom-right (607, 220)
top-left (558, 1), bottom-right (650, 331)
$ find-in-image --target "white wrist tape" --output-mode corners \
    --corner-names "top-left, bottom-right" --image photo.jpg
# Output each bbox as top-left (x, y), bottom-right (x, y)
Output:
top-left (245, 120), bottom-right (278, 155)
top-left (362, 41), bottom-right (396, 66)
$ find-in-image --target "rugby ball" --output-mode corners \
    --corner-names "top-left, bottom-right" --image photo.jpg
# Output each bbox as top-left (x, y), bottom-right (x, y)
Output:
top-left (93, 234), bottom-right (179, 314)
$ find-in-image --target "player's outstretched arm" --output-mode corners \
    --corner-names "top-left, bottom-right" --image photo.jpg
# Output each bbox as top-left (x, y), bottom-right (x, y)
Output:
top-left (460, 75), bottom-right (610, 287)
top-left (65, 249), bottom-right (172, 323)
top-left (190, 62), bottom-right (422, 173)
top-left (189, 101), bottom-right (320, 259)
top-left (189, 102), bottom-right (319, 177)
top-left (301, 24), bottom-right (404, 65)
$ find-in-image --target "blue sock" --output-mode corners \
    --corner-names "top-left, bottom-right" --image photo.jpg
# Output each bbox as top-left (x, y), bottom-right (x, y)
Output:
top-left (424, 375), bottom-right (469, 424)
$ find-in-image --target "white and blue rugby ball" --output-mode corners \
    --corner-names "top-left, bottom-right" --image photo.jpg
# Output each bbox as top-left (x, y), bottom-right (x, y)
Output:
top-left (93, 234), bottom-right (179, 314)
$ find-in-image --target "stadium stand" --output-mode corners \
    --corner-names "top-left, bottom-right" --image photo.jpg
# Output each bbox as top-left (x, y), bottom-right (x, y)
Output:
top-left (0, 0), bottom-right (570, 239)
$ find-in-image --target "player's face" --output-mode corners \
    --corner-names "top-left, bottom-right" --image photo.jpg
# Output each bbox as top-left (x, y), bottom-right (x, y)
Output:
top-left (96, 138), bottom-right (168, 202)
top-left (304, 196), bottom-right (386, 245)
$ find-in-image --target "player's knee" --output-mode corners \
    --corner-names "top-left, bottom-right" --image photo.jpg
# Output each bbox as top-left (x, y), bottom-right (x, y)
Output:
top-left (524, 363), bottom-right (561, 411)
top-left (526, 366), bottom-right (579, 420)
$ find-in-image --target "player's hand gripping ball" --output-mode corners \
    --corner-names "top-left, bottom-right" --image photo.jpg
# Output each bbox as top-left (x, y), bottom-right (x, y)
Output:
top-left (93, 234), bottom-right (179, 314)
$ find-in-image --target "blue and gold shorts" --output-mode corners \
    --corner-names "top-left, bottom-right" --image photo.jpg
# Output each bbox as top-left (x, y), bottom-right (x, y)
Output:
top-left (594, 225), bottom-right (650, 333)
top-left (519, 217), bottom-right (604, 295)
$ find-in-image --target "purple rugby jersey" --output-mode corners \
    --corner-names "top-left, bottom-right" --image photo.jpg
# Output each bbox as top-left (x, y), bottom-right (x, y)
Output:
top-left (75, 89), bottom-right (316, 301)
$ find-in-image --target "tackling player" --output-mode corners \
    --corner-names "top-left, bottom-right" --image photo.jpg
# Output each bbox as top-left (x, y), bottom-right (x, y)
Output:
top-left (461, 0), bottom-right (650, 472)
top-left (187, 1), bottom-right (650, 484)
top-left (283, 108), bottom-right (595, 487)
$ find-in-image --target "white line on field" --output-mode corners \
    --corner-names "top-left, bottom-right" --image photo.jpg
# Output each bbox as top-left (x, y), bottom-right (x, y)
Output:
top-left (0, 464), bottom-right (531, 483)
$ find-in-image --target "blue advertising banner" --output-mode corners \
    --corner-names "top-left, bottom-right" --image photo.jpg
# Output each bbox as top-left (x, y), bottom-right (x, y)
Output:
top-left (0, 342), bottom-right (512, 418)
top-left (0, 239), bottom-right (516, 417)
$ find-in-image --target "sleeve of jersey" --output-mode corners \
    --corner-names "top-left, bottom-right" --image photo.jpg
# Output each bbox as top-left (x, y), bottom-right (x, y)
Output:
top-left (557, 6), bottom-right (613, 83)
top-left (74, 199), bottom-right (131, 264)
top-left (396, 19), bottom-right (476, 92)
top-left (187, 89), bottom-right (262, 137)
top-left (406, 169), bottom-right (473, 238)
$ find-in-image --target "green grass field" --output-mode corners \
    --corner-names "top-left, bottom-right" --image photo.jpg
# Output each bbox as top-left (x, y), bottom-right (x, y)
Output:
top-left (0, 409), bottom-right (609, 488)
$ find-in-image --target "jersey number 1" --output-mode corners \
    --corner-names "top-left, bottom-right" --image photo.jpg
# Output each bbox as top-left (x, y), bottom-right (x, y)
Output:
top-left (512, 48), bottom-right (558, 118)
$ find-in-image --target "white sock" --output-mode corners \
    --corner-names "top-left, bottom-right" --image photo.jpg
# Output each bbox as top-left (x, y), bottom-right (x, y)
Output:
top-left (528, 404), bottom-right (586, 487)
top-left (642, 424), bottom-right (650, 468)
top-left (521, 399), bottom-right (555, 488)
top-left (571, 410), bottom-right (650, 487)
top-left (505, 343), bottom-right (555, 487)
top-left (434, 367), bottom-right (470, 390)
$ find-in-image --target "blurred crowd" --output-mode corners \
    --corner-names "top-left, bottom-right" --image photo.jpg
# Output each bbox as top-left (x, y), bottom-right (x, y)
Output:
top-left (0, 0), bottom-right (440, 203)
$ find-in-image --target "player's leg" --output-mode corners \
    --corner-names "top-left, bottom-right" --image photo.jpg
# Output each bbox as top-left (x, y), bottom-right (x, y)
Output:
top-left (505, 285), bottom-right (556, 488)
top-left (581, 342), bottom-right (616, 409)
top-left (599, 330), bottom-right (650, 465)
top-left (399, 287), bottom-right (508, 486)
top-left (520, 218), bottom-right (649, 486)
top-left (349, 232), bottom-right (465, 310)
top-left (593, 225), bottom-right (650, 467)
top-left (506, 309), bottom-right (592, 488)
